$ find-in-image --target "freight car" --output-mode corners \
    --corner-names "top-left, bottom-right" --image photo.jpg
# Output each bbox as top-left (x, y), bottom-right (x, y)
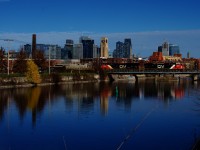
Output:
top-left (144, 62), bottom-right (185, 70)
top-left (109, 63), bottom-right (140, 69)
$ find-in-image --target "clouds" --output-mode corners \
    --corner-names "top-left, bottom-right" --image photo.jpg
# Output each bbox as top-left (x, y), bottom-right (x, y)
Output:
top-left (0, 30), bottom-right (200, 58)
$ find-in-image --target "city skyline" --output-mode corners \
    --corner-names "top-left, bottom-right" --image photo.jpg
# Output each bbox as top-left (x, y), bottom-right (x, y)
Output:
top-left (1, 30), bottom-right (200, 58)
top-left (0, 0), bottom-right (200, 57)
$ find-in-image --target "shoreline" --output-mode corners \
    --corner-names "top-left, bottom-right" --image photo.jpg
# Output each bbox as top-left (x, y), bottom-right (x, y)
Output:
top-left (0, 74), bottom-right (195, 89)
top-left (0, 73), bottom-right (103, 89)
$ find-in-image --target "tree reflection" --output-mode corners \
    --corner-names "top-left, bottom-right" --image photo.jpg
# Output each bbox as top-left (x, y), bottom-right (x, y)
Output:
top-left (0, 91), bottom-right (8, 121)
top-left (0, 80), bottom-right (191, 126)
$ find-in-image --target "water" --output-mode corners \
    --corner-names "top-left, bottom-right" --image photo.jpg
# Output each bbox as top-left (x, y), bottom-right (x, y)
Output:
top-left (0, 79), bottom-right (200, 150)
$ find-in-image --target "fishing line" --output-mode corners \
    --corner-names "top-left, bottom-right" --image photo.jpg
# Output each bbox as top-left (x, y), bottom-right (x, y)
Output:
top-left (116, 105), bottom-right (158, 150)
top-left (63, 136), bottom-right (67, 150)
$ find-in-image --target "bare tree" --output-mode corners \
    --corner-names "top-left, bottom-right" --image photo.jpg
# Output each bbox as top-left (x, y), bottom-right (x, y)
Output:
top-left (0, 48), bottom-right (7, 73)
top-left (12, 49), bottom-right (27, 74)
top-left (33, 50), bottom-right (48, 72)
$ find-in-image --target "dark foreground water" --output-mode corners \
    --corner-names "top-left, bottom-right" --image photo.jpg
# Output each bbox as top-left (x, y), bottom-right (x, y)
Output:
top-left (0, 79), bottom-right (200, 150)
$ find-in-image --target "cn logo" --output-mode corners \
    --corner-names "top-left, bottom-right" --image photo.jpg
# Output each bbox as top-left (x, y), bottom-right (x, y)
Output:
top-left (157, 65), bottom-right (164, 69)
top-left (119, 65), bottom-right (126, 69)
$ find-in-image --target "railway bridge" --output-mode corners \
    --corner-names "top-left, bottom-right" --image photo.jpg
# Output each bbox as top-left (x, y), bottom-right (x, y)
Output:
top-left (104, 69), bottom-right (200, 82)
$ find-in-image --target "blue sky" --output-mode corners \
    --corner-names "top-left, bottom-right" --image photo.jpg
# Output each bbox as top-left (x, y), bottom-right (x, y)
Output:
top-left (0, 0), bottom-right (200, 57)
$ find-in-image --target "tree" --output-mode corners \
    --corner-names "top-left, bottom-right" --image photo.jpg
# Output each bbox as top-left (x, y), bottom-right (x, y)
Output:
top-left (0, 48), bottom-right (6, 73)
top-left (12, 49), bottom-right (27, 74)
top-left (26, 60), bottom-right (41, 84)
top-left (33, 50), bottom-right (48, 72)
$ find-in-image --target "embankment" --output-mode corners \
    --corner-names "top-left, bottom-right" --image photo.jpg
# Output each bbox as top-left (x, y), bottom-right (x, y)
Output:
top-left (0, 73), bottom-right (100, 89)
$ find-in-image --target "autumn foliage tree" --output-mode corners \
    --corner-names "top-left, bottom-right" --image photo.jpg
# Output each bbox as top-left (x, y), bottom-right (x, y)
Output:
top-left (26, 60), bottom-right (41, 84)
top-left (13, 49), bottom-right (27, 74)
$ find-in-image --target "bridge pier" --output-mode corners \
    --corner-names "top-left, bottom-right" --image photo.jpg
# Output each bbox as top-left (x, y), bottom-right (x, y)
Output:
top-left (107, 74), bottom-right (115, 82)
top-left (135, 75), bottom-right (138, 81)
top-left (191, 74), bottom-right (199, 81)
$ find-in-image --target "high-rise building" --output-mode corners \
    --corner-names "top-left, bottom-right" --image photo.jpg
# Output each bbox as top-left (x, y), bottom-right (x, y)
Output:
top-left (158, 42), bottom-right (180, 56)
top-left (45, 45), bottom-right (61, 59)
top-left (113, 38), bottom-right (132, 58)
top-left (36, 44), bottom-right (49, 54)
top-left (158, 46), bottom-right (162, 53)
top-left (162, 42), bottom-right (169, 56)
top-left (169, 44), bottom-right (180, 56)
top-left (113, 41), bottom-right (124, 58)
top-left (79, 36), bottom-right (94, 59)
top-left (36, 44), bottom-right (61, 59)
top-left (124, 38), bottom-right (132, 58)
top-left (46, 45), bottom-right (57, 59)
top-left (55, 46), bottom-right (61, 59)
top-left (62, 39), bottom-right (74, 59)
top-left (100, 37), bottom-right (108, 58)
top-left (93, 45), bottom-right (100, 58)
top-left (187, 52), bottom-right (190, 58)
top-left (73, 44), bottom-right (83, 59)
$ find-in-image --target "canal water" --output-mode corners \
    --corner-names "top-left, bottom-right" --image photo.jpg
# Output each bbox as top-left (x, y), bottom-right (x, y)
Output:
top-left (0, 79), bottom-right (200, 150)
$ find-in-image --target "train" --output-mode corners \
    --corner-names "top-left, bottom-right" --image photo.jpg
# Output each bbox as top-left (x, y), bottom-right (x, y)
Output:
top-left (101, 62), bottom-right (186, 71)
top-left (50, 58), bottom-right (200, 73)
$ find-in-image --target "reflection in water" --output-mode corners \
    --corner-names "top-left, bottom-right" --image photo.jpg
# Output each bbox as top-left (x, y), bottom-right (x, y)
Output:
top-left (189, 86), bottom-right (200, 149)
top-left (0, 80), bottom-right (193, 126)
top-left (1, 79), bottom-right (200, 150)
top-left (99, 83), bottom-right (112, 115)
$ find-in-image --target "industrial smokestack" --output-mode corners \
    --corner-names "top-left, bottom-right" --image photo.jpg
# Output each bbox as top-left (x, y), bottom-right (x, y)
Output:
top-left (32, 34), bottom-right (36, 59)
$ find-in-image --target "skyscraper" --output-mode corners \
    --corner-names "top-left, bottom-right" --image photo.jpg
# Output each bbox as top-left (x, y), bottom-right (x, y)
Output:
top-left (187, 52), bottom-right (190, 58)
top-left (79, 36), bottom-right (94, 59)
top-left (158, 46), bottom-right (162, 53)
top-left (44, 45), bottom-right (61, 59)
top-left (62, 39), bottom-right (73, 59)
top-left (113, 38), bottom-right (132, 58)
top-left (113, 41), bottom-right (124, 58)
top-left (100, 37), bottom-right (108, 58)
top-left (36, 44), bottom-right (61, 59)
top-left (162, 42), bottom-right (169, 56)
top-left (169, 44), bottom-right (180, 56)
top-left (124, 38), bottom-right (132, 58)
top-left (73, 44), bottom-right (83, 59)
top-left (93, 45), bottom-right (99, 58)
top-left (158, 42), bottom-right (180, 56)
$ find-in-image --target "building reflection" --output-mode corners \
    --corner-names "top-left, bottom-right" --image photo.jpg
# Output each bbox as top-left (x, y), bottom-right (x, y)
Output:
top-left (99, 83), bottom-right (112, 116)
top-left (0, 80), bottom-right (195, 126)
